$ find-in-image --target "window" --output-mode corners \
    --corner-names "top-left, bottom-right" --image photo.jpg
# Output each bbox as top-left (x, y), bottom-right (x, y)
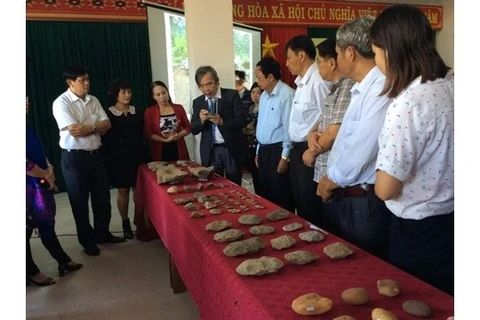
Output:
top-left (147, 4), bottom-right (261, 114)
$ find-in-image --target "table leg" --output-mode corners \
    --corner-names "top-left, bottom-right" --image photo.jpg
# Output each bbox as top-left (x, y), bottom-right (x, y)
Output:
top-left (169, 253), bottom-right (187, 294)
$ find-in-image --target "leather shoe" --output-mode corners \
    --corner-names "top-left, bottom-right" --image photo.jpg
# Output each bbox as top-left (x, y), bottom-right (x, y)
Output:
top-left (84, 245), bottom-right (100, 256)
top-left (28, 275), bottom-right (56, 286)
top-left (58, 262), bottom-right (83, 277)
top-left (96, 233), bottom-right (126, 244)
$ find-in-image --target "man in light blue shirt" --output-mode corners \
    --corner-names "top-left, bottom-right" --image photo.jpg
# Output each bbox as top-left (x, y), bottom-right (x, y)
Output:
top-left (254, 57), bottom-right (295, 212)
top-left (317, 17), bottom-right (392, 260)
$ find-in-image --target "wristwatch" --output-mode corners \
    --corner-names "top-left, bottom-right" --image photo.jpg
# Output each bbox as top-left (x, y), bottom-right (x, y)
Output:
top-left (281, 156), bottom-right (290, 162)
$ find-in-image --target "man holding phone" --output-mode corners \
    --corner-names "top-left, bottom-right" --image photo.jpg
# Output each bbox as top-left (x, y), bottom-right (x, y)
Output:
top-left (191, 66), bottom-right (248, 185)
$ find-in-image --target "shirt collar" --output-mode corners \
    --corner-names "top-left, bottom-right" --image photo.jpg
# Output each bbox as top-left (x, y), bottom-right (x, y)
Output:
top-left (109, 105), bottom-right (136, 116)
top-left (67, 88), bottom-right (91, 103)
top-left (269, 80), bottom-right (284, 97)
top-left (328, 76), bottom-right (346, 93)
top-left (204, 88), bottom-right (222, 101)
top-left (294, 63), bottom-right (317, 87)
top-left (351, 66), bottom-right (384, 94)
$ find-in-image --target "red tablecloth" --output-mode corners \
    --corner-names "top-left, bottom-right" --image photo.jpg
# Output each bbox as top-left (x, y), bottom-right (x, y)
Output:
top-left (134, 164), bottom-right (454, 320)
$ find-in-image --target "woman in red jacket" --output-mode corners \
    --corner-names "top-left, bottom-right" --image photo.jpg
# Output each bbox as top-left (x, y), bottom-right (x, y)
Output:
top-left (144, 81), bottom-right (191, 161)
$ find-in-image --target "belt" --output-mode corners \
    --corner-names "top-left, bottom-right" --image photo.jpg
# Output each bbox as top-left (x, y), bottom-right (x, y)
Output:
top-left (213, 143), bottom-right (227, 148)
top-left (291, 141), bottom-right (307, 149)
top-left (259, 142), bottom-right (282, 149)
top-left (333, 184), bottom-right (374, 198)
top-left (63, 148), bottom-right (100, 155)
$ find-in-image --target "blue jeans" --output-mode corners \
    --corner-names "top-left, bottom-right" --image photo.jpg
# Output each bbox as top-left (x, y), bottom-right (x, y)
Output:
top-left (61, 148), bottom-right (112, 249)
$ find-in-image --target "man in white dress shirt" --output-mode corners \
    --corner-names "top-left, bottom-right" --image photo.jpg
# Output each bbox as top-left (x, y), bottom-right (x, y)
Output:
top-left (316, 17), bottom-right (392, 260)
top-left (52, 65), bottom-right (125, 257)
top-left (284, 35), bottom-right (328, 227)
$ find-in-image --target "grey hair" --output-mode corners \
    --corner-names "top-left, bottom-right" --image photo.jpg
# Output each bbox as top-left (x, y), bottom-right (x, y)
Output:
top-left (336, 16), bottom-right (375, 59)
top-left (194, 66), bottom-right (220, 86)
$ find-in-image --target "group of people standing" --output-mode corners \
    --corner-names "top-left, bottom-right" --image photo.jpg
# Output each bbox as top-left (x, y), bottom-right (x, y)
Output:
top-left (202, 4), bottom-right (453, 296)
top-left (26, 4), bottom-right (453, 297)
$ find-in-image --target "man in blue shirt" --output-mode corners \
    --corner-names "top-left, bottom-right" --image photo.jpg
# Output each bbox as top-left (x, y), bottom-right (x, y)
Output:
top-left (254, 57), bottom-right (295, 212)
top-left (317, 17), bottom-right (392, 260)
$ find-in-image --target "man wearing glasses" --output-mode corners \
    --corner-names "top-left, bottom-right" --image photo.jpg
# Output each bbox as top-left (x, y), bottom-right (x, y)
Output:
top-left (191, 66), bottom-right (249, 185)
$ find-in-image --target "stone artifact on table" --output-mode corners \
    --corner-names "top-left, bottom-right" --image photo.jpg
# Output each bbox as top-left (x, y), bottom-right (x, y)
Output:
top-left (167, 186), bottom-right (179, 194)
top-left (283, 222), bottom-right (303, 232)
top-left (341, 287), bottom-right (369, 305)
top-left (239, 205), bottom-right (250, 212)
top-left (189, 166), bottom-right (215, 180)
top-left (291, 293), bottom-right (333, 316)
top-left (402, 300), bottom-right (433, 318)
top-left (236, 256), bottom-right (283, 276)
top-left (371, 307), bottom-right (398, 320)
top-left (192, 192), bottom-right (205, 199)
top-left (183, 185), bottom-right (196, 193)
top-left (197, 195), bottom-right (210, 204)
top-left (271, 235), bottom-right (296, 250)
top-left (173, 197), bottom-right (193, 205)
top-left (284, 250), bottom-right (319, 265)
top-left (377, 279), bottom-right (401, 297)
top-left (196, 182), bottom-right (203, 190)
top-left (266, 208), bottom-right (289, 221)
top-left (299, 230), bottom-right (325, 242)
top-left (147, 161), bottom-right (168, 171)
top-left (228, 208), bottom-right (241, 214)
top-left (190, 211), bottom-right (204, 218)
top-left (214, 183), bottom-right (225, 188)
top-left (214, 229), bottom-right (244, 243)
top-left (176, 160), bottom-right (189, 166)
top-left (238, 214), bottom-right (262, 225)
top-left (203, 201), bottom-right (217, 210)
top-left (249, 225), bottom-right (275, 236)
top-left (223, 237), bottom-right (265, 257)
top-left (155, 164), bottom-right (188, 184)
top-left (209, 208), bottom-right (223, 215)
top-left (254, 204), bottom-right (265, 209)
top-left (184, 202), bottom-right (198, 211)
top-left (205, 182), bottom-right (214, 189)
top-left (333, 316), bottom-right (356, 320)
top-left (323, 242), bottom-right (353, 259)
top-left (205, 220), bottom-right (232, 232)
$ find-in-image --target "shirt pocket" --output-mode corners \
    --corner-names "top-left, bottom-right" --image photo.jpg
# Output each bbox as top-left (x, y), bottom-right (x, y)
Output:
top-left (300, 102), bottom-right (318, 122)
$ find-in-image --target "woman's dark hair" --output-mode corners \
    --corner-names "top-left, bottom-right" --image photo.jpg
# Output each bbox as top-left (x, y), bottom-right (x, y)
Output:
top-left (316, 37), bottom-right (337, 60)
top-left (256, 56), bottom-right (281, 80)
top-left (107, 79), bottom-right (131, 106)
top-left (250, 82), bottom-right (262, 92)
top-left (370, 4), bottom-right (448, 98)
top-left (151, 80), bottom-right (173, 104)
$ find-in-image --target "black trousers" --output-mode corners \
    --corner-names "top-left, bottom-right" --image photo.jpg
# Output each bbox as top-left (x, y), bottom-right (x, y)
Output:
top-left (323, 190), bottom-right (391, 261)
top-left (26, 220), bottom-right (71, 276)
top-left (389, 212), bottom-right (454, 296)
top-left (61, 148), bottom-right (112, 249)
top-left (209, 145), bottom-right (243, 186)
top-left (288, 142), bottom-right (324, 227)
top-left (257, 143), bottom-right (295, 212)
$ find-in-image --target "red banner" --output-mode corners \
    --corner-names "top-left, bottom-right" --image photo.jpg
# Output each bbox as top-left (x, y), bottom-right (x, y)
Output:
top-left (26, 0), bottom-right (443, 30)
top-left (233, 0), bottom-right (443, 30)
